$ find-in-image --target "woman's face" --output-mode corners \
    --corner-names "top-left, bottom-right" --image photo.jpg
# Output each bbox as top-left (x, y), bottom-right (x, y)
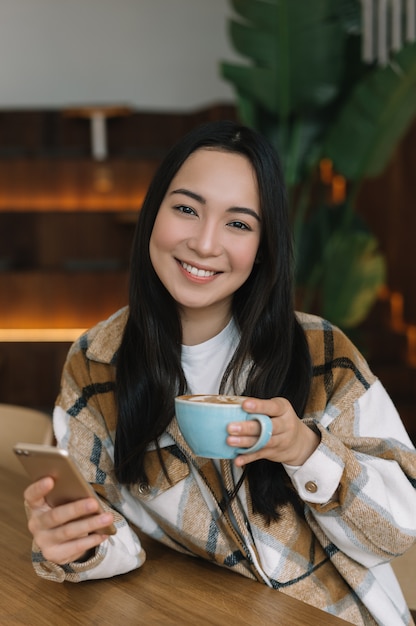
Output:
top-left (149, 148), bottom-right (261, 324)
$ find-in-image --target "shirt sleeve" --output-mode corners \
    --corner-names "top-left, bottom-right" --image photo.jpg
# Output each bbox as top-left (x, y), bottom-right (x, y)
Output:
top-left (32, 520), bottom-right (146, 583)
top-left (284, 381), bottom-right (416, 568)
top-left (282, 446), bottom-right (343, 504)
top-left (30, 331), bottom-right (148, 583)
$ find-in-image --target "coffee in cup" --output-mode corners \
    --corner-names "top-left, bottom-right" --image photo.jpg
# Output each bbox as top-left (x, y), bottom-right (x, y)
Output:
top-left (174, 394), bottom-right (272, 459)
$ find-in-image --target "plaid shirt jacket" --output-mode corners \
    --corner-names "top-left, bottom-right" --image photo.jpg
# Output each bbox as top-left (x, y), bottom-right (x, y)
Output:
top-left (31, 308), bottom-right (416, 626)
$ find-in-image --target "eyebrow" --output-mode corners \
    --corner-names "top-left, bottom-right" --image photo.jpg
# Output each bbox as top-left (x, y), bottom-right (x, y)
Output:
top-left (171, 188), bottom-right (205, 204)
top-left (170, 188), bottom-right (261, 222)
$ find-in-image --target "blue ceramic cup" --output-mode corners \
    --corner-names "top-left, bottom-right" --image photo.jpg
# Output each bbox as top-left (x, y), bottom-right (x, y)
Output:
top-left (174, 394), bottom-right (273, 459)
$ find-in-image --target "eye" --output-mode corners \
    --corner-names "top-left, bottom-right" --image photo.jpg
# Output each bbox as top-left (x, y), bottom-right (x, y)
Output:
top-left (174, 204), bottom-right (197, 216)
top-left (227, 220), bottom-right (252, 231)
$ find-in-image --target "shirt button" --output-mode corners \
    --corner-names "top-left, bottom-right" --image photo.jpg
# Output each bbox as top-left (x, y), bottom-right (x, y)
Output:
top-left (137, 482), bottom-right (150, 495)
top-left (305, 481), bottom-right (318, 494)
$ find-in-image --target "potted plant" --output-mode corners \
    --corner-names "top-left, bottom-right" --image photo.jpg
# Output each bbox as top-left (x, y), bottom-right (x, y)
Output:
top-left (221, 0), bottom-right (416, 330)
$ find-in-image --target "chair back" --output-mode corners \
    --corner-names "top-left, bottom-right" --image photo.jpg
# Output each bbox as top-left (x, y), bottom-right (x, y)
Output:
top-left (0, 403), bottom-right (54, 476)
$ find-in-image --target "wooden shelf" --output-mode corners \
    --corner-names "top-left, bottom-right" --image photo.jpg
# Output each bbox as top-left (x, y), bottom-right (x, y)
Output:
top-left (0, 270), bottom-right (128, 329)
top-left (0, 268), bottom-right (129, 408)
top-left (0, 104), bottom-right (239, 410)
top-left (0, 159), bottom-right (159, 211)
top-left (0, 328), bottom-right (87, 342)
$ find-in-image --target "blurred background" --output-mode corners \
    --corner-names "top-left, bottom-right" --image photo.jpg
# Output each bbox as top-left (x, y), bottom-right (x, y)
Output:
top-left (0, 0), bottom-right (415, 445)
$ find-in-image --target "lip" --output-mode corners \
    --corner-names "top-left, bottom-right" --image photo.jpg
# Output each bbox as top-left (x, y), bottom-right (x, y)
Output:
top-left (176, 259), bottom-right (221, 281)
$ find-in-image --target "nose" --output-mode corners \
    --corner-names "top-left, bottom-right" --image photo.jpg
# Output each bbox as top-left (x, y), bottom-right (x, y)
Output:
top-left (187, 220), bottom-right (223, 257)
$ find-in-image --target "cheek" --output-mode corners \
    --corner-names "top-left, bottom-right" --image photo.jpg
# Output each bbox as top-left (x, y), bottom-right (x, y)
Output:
top-left (149, 224), bottom-right (166, 274)
top-left (150, 218), bottom-right (172, 256)
top-left (231, 241), bottom-right (260, 274)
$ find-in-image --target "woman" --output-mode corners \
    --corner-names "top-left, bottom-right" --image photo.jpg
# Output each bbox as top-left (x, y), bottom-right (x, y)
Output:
top-left (25, 121), bottom-right (416, 625)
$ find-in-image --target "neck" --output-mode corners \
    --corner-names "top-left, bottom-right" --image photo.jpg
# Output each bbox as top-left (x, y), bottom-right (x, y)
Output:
top-left (180, 306), bottom-right (232, 346)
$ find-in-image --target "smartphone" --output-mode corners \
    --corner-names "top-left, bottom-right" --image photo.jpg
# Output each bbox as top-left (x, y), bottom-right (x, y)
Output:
top-left (13, 442), bottom-right (116, 535)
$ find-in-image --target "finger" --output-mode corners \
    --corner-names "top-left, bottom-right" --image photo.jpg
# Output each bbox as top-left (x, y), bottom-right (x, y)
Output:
top-left (27, 497), bottom-right (100, 537)
top-left (242, 396), bottom-right (289, 417)
top-left (227, 434), bottom-right (260, 449)
top-left (49, 511), bottom-right (114, 543)
top-left (42, 529), bottom-right (110, 565)
top-left (32, 510), bottom-right (114, 564)
top-left (233, 451), bottom-right (262, 468)
top-left (24, 477), bottom-right (55, 509)
top-left (45, 497), bottom-right (102, 530)
top-left (227, 419), bottom-right (262, 437)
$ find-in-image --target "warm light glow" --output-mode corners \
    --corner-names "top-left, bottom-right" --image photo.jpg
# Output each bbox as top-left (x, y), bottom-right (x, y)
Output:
top-left (0, 159), bottom-right (157, 212)
top-left (390, 291), bottom-right (407, 333)
top-left (380, 288), bottom-right (416, 367)
top-left (319, 158), bottom-right (333, 184)
top-left (406, 325), bottom-right (416, 368)
top-left (0, 328), bottom-right (86, 342)
top-left (331, 174), bottom-right (346, 204)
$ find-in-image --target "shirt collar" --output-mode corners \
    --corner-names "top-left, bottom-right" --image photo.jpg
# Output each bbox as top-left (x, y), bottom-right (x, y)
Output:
top-left (86, 306), bottom-right (129, 364)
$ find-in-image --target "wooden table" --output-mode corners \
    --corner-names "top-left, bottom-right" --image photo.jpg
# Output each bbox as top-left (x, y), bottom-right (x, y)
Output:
top-left (0, 468), bottom-right (348, 625)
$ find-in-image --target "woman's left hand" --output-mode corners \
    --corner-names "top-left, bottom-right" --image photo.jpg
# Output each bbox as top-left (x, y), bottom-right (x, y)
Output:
top-left (227, 397), bottom-right (320, 467)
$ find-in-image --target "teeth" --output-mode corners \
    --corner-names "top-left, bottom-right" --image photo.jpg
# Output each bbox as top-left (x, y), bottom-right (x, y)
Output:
top-left (181, 262), bottom-right (216, 277)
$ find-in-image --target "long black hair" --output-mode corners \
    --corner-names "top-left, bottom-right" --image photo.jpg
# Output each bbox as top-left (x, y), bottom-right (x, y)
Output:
top-left (115, 120), bottom-right (312, 520)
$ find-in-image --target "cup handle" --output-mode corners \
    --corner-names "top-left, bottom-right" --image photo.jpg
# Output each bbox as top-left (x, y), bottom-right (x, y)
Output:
top-left (235, 413), bottom-right (273, 455)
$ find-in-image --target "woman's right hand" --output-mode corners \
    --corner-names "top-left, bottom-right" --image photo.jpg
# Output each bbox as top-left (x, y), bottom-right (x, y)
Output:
top-left (24, 476), bottom-right (115, 564)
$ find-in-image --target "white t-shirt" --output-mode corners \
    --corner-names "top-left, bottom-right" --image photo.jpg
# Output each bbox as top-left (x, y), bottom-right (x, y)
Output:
top-left (156, 318), bottom-right (239, 453)
top-left (181, 318), bottom-right (239, 395)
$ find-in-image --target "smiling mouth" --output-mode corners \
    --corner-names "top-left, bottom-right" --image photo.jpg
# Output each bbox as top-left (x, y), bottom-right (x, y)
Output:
top-left (179, 261), bottom-right (218, 278)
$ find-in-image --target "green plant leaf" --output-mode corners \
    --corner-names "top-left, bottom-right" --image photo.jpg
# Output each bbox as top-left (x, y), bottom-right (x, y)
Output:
top-left (321, 231), bottom-right (386, 328)
top-left (228, 20), bottom-right (278, 66)
top-left (220, 0), bottom-right (396, 331)
top-left (323, 43), bottom-right (416, 180)
top-left (230, 0), bottom-right (279, 31)
top-left (220, 0), bottom-right (347, 119)
top-left (221, 63), bottom-right (281, 114)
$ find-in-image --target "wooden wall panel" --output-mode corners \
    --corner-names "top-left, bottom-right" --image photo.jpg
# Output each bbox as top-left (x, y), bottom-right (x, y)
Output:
top-left (0, 342), bottom-right (70, 410)
top-left (357, 117), bottom-right (416, 324)
top-left (0, 105), bottom-right (414, 435)
top-left (0, 271), bottom-right (128, 329)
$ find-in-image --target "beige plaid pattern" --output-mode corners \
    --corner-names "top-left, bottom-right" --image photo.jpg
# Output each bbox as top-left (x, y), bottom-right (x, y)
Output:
top-left (31, 308), bottom-right (416, 625)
